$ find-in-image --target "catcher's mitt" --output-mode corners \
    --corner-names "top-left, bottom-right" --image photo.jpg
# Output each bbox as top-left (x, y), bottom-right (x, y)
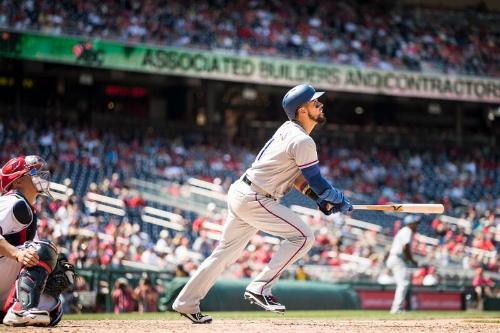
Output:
top-left (44, 254), bottom-right (76, 298)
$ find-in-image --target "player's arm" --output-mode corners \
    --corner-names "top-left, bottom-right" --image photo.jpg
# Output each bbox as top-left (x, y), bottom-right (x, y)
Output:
top-left (0, 238), bottom-right (19, 261)
top-left (0, 199), bottom-right (39, 266)
top-left (0, 238), bottom-right (39, 266)
top-left (292, 136), bottom-right (351, 214)
top-left (402, 244), bottom-right (417, 266)
top-left (300, 164), bottom-right (352, 214)
top-left (294, 175), bottom-right (313, 195)
top-left (294, 174), bottom-right (324, 203)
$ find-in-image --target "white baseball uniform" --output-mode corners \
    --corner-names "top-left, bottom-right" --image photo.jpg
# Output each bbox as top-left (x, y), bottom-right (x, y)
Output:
top-left (173, 120), bottom-right (318, 313)
top-left (0, 192), bottom-right (36, 310)
top-left (386, 226), bottom-right (414, 313)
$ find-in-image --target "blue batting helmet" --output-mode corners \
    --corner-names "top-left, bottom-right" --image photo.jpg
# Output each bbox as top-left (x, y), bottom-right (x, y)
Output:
top-left (403, 215), bottom-right (420, 226)
top-left (282, 83), bottom-right (324, 120)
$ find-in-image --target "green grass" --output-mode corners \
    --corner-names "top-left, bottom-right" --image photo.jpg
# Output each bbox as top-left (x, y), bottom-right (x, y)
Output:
top-left (64, 310), bottom-right (500, 321)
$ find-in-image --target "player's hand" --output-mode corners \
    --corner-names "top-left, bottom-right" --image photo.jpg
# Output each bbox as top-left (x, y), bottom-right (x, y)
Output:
top-left (338, 196), bottom-right (353, 214)
top-left (318, 200), bottom-right (334, 215)
top-left (16, 248), bottom-right (39, 267)
top-left (318, 186), bottom-right (344, 204)
top-left (317, 189), bottom-right (353, 215)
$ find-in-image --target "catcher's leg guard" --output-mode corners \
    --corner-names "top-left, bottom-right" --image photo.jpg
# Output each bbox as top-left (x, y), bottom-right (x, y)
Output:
top-left (38, 294), bottom-right (63, 327)
top-left (2, 240), bottom-right (58, 327)
top-left (40, 254), bottom-right (76, 327)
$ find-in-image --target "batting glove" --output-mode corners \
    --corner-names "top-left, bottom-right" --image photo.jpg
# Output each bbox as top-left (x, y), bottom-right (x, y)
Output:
top-left (317, 186), bottom-right (344, 204)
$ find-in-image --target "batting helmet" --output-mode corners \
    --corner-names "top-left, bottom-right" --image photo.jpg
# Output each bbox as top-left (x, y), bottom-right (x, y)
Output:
top-left (282, 83), bottom-right (324, 120)
top-left (0, 155), bottom-right (51, 196)
top-left (403, 215), bottom-right (420, 226)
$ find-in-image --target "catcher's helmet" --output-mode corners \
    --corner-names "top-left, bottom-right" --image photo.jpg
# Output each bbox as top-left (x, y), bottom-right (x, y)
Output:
top-left (282, 83), bottom-right (324, 120)
top-left (0, 155), bottom-right (51, 196)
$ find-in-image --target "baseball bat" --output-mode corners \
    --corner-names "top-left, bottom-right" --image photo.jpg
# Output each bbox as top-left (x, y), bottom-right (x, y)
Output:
top-left (352, 204), bottom-right (444, 214)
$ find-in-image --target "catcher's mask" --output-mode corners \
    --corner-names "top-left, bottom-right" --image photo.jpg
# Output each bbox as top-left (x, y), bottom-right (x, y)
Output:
top-left (0, 155), bottom-right (52, 197)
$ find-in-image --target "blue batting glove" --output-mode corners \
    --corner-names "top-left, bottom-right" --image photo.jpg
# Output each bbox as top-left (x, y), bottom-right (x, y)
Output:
top-left (317, 187), bottom-right (353, 215)
top-left (338, 196), bottom-right (353, 214)
top-left (317, 186), bottom-right (344, 204)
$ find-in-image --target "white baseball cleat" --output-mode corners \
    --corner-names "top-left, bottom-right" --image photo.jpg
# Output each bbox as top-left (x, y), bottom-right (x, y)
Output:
top-left (244, 290), bottom-right (286, 313)
top-left (2, 303), bottom-right (51, 327)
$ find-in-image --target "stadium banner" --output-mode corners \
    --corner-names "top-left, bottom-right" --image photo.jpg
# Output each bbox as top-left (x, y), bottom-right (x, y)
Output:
top-left (356, 289), bottom-right (464, 310)
top-left (1, 30), bottom-right (499, 103)
top-left (410, 291), bottom-right (464, 311)
top-left (356, 290), bottom-right (395, 309)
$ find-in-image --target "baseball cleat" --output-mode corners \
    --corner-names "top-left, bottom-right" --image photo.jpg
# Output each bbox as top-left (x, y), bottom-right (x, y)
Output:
top-left (2, 305), bottom-right (50, 327)
top-left (244, 290), bottom-right (286, 313)
top-left (179, 312), bottom-right (213, 324)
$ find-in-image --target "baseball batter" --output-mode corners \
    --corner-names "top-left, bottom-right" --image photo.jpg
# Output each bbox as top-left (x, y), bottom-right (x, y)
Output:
top-left (386, 216), bottom-right (419, 314)
top-left (173, 83), bottom-right (352, 324)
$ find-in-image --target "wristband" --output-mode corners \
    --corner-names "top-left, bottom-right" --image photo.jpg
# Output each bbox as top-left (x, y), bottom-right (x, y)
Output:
top-left (300, 183), bottom-right (311, 195)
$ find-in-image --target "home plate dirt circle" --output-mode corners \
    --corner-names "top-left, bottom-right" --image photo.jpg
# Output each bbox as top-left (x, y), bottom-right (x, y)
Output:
top-left (1, 318), bottom-right (499, 333)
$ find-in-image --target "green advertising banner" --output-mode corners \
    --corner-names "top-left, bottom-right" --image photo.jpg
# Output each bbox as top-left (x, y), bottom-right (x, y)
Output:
top-left (1, 30), bottom-right (499, 103)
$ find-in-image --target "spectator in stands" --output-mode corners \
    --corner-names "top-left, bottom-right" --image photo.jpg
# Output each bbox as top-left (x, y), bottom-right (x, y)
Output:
top-left (412, 266), bottom-right (428, 286)
top-left (2, 0), bottom-right (500, 76)
top-left (472, 267), bottom-right (495, 309)
top-left (175, 264), bottom-right (189, 278)
top-left (294, 263), bottom-right (310, 281)
top-left (413, 266), bottom-right (439, 286)
top-left (134, 277), bottom-right (159, 313)
top-left (155, 229), bottom-right (171, 254)
top-left (0, 115), bottom-right (498, 307)
top-left (111, 278), bottom-right (136, 314)
top-left (422, 266), bottom-right (439, 286)
top-left (377, 268), bottom-right (395, 285)
top-left (191, 230), bottom-right (213, 260)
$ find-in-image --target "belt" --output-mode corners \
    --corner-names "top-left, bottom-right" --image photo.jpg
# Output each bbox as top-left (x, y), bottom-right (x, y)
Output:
top-left (242, 175), bottom-right (275, 200)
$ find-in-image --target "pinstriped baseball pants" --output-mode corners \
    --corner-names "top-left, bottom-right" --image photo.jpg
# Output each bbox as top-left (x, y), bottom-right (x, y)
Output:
top-left (173, 179), bottom-right (314, 314)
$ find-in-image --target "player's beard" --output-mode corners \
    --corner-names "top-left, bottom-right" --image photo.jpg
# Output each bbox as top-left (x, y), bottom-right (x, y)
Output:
top-left (308, 110), bottom-right (326, 124)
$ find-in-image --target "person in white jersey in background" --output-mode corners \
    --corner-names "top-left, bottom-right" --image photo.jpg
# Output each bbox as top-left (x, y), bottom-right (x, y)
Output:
top-left (386, 215), bottom-right (419, 314)
top-left (173, 83), bottom-right (353, 324)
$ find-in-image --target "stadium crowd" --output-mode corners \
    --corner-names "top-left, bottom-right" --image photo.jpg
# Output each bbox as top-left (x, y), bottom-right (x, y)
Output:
top-left (0, 118), bottom-right (498, 286)
top-left (0, 0), bottom-right (499, 76)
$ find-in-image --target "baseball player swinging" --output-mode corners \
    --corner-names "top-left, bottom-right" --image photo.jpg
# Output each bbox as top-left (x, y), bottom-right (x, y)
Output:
top-left (0, 156), bottom-right (75, 327)
top-left (173, 83), bottom-right (353, 323)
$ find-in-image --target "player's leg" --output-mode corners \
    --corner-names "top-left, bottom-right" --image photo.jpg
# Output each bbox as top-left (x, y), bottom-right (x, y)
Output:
top-left (173, 189), bottom-right (257, 322)
top-left (243, 195), bottom-right (315, 312)
top-left (3, 240), bottom-right (58, 327)
top-left (37, 254), bottom-right (76, 326)
top-left (37, 293), bottom-right (63, 326)
top-left (0, 257), bottom-right (23, 309)
top-left (0, 258), bottom-right (22, 324)
top-left (388, 258), bottom-right (409, 313)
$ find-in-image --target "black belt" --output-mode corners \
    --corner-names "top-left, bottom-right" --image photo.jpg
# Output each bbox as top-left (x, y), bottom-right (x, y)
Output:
top-left (242, 175), bottom-right (274, 199)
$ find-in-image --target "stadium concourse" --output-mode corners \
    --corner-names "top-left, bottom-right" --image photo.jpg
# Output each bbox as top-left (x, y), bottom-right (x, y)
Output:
top-left (0, 119), bottom-right (498, 289)
top-left (0, 0), bottom-right (499, 76)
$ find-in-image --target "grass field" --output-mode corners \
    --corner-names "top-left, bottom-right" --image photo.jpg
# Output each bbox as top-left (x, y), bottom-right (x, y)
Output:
top-left (64, 310), bottom-right (500, 321)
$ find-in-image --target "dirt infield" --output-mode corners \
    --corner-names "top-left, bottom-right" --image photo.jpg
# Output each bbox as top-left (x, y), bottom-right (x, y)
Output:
top-left (1, 318), bottom-right (499, 333)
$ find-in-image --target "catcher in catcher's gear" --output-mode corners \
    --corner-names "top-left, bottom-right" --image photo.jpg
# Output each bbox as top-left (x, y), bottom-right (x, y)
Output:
top-left (2, 248), bottom-right (76, 326)
top-left (0, 156), bottom-right (75, 326)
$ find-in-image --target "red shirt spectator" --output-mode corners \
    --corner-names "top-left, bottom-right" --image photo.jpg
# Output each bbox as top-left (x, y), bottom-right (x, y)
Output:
top-left (112, 278), bottom-right (136, 314)
top-left (472, 268), bottom-right (495, 288)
